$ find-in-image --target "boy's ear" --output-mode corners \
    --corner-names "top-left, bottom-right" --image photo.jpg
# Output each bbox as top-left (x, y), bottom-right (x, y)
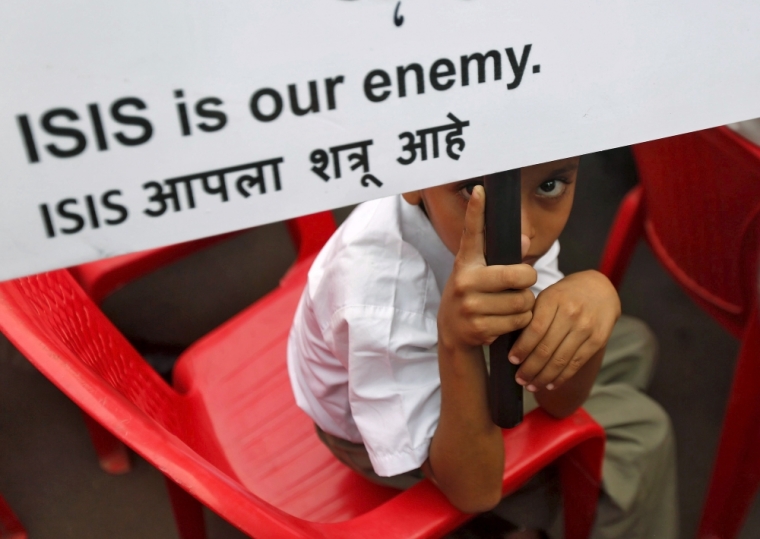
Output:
top-left (402, 191), bottom-right (423, 205)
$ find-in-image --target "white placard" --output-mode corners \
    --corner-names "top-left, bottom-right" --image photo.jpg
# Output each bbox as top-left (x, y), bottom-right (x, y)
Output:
top-left (2, 0), bottom-right (760, 281)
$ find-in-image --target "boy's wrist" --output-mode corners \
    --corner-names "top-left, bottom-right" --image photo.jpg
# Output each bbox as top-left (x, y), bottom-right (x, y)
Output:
top-left (437, 324), bottom-right (488, 367)
top-left (437, 316), bottom-right (486, 353)
top-left (437, 329), bottom-right (478, 354)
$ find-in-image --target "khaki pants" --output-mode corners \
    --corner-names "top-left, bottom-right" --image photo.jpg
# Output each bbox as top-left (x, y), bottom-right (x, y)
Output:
top-left (317, 316), bottom-right (679, 539)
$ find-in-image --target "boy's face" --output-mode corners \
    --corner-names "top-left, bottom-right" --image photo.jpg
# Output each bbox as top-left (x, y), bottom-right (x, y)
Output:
top-left (402, 157), bottom-right (579, 264)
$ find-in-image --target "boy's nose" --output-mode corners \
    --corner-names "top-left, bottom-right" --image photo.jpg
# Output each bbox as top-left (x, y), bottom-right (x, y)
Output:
top-left (521, 234), bottom-right (531, 259)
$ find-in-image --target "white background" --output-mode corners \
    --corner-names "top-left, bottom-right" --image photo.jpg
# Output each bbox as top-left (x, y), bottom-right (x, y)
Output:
top-left (2, 0), bottom-right (760, 281)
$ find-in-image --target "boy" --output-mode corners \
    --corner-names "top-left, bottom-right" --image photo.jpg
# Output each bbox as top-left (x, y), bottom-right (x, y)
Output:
top-left (288, 157), bottom-right (677, 539)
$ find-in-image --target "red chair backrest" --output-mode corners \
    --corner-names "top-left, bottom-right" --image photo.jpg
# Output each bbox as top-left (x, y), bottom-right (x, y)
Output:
top-left (288, 212), bottom-right (339, 262)
top-left (632, 127), bottom-right (760, 337)
top-left (1, 271), bottom-right (185, 435)
top-left (69, 232), bottom-right (241, 304)
top-left (71, 211), bottom-right (338, 303)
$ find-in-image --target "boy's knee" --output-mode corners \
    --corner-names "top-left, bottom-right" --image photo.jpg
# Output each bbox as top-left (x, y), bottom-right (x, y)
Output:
top-left (618, 315), bottom-right (657, 352)
top-left (602, 316), bottom-right (658, 390)
top-left (635, 395), bottom-right (675, 459)
top-left (586, 386), bottom-right (675, 465)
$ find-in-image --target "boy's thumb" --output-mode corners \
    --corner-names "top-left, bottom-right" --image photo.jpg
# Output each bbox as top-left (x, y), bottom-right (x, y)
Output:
top-left (521, 234), bottom-right (531, 260)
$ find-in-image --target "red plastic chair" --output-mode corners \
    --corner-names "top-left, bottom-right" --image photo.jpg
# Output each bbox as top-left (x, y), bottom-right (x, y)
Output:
top-left (0, 210), bottom-right (605, 539)
top-left (599, 126), bottom-right (760, 539)
top-left (67, 218), bottom-right (331, 475)
top-left (0, 495), bottom-right (26, 539)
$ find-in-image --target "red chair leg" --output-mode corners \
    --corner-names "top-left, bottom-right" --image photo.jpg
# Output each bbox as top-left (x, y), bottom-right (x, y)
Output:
top-left (0, 495), bottom-right (26, 539)
top-left (165, 477), bottom-right (207, 539)
top-left (559, 435), bottom-right (605, 539)
top-left (599, 186), bottom-right (645, 290)
top-left (81, 412), bottom-right (131, 474)
top-left (697, 310), bottom-right (760, 539)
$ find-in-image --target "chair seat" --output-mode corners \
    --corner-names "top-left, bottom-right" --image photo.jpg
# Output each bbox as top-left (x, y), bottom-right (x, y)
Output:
top-left (172, 259), bottom-right (399, 523)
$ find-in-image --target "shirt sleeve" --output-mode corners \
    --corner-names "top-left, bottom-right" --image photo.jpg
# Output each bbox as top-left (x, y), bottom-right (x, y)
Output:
top-left (327, 303), bottom-right (441, 477)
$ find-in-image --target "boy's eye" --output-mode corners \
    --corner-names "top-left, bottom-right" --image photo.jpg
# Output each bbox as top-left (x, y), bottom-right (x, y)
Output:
top-left (536, 178), bottom-right (567, 198)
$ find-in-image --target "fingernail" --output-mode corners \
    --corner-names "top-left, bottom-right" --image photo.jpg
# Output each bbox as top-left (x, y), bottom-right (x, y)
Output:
top-left (546, 383), bottom-right (555, 391)
top-left (527, 384), bottom-right (537, 393)
top-left (508, 355), bottom-right (520, 365)
top-left (516, 377), bottom-right (527, 386)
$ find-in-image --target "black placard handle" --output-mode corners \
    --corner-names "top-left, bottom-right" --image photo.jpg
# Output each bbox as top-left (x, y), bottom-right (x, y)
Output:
top-left (484, 170), bottom-right (523, 429)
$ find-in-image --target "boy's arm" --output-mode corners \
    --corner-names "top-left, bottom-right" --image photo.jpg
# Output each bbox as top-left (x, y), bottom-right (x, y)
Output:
top-left (509, 270), bottom-right (621, 418)
top-left (425, 341), bottom-right (504, 513)
top-left (425, 186), bottom-right (537, 512)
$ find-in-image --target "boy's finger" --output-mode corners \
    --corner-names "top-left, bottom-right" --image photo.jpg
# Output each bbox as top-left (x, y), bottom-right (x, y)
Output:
top-left (457, 185), bottom-right (486, 264)
top-left (466, 289), bottom-right (535, 315)
top-left (514, 315), bottom-right (573, 389)
top-left (508, 301), bottom-right (557, 365)
top-left (544, 338), bottom-right (599, 390)
top-left (524, 329), bottom-right (589, 391)
top-left (481, 312), bottom-right (534, 339)
top-left (463, 264), bottom-right (537, 293)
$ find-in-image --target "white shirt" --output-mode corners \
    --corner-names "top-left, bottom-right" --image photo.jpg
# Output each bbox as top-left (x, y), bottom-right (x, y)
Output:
top-left (287, 195), bottom-right (564, 477)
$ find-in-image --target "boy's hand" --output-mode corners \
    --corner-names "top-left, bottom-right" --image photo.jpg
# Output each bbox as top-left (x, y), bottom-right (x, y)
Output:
top-left (438, 185), bottom-right (537, 351)
top-left (509, 270), bottom-right (620, 392)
